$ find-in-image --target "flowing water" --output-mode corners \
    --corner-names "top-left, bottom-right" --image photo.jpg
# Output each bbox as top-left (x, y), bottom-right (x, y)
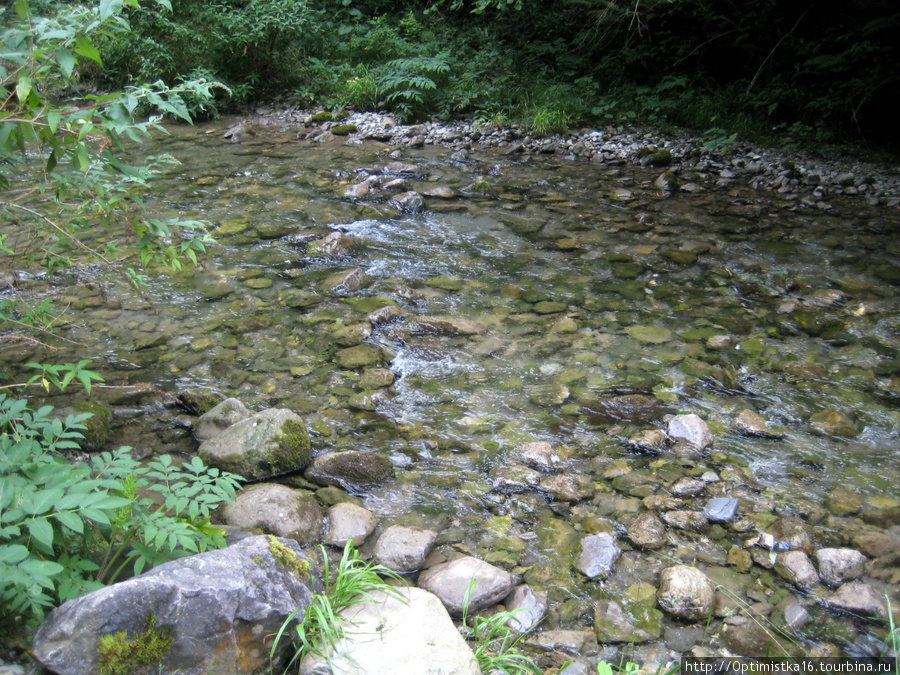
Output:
top-left (4, 118), bottom-right (900, 658)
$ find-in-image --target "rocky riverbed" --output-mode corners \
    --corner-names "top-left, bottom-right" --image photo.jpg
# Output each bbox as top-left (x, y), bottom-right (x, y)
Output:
top-left (1, 109), bottom-right (899, 674)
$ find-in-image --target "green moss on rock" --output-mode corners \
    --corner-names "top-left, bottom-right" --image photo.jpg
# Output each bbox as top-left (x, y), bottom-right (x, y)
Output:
top-left (267, 535), bottom-right (311, 579)
top-left (331, 124), bottom-right (358, 136)
top-left (97, 613), bottom-right (173, 675)
top-left (73, 401), bottom-right (112, 452)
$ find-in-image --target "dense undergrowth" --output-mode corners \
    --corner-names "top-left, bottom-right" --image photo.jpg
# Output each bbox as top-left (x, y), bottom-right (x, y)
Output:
top-left (58, 0), bottom-right (900, 156)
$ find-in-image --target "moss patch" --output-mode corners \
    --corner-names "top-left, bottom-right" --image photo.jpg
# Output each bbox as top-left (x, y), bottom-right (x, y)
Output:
top-left (267, 535), bottom-right (311, 579)
top-left (73, 401), bottom-right (112, 452)
top-left (271, 419), bottom-right (312, 472)
top-left (97, 613), bottom-right (174, 675)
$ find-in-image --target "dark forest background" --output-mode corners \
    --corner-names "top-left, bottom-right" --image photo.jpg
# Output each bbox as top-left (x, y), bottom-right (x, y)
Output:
top-left (18, 0), bottom-right (900, 153)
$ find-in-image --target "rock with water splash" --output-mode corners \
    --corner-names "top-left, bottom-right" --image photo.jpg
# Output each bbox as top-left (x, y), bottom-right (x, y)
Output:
top-left (224, 484), bottom-right (323, 544)
top-left (325, 267), bottom-right (373, 296)
top-left (491, 462), bottom-right (541, 493)
top-left (306, 231), bottom-right (359, 257)
top-left (515, 441), bottom-right (564, 470)
top-left (408, 316), bottom-right (486, 336)
top-left (390, 190), bottom-right (425, 213)
top-left (810, 409), bottom-right (858, 438)
top-left (539, 474), bottom-right (595, 502)
top-left (418, 556), bottom-right (514, 617)
top-left (733, 409), bottom-right (784, 438)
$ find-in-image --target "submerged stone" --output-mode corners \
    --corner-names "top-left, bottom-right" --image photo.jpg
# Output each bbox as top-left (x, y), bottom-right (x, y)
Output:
top-left (581, 395), bottom-right (668, 424)
top-left (575, 532), bottom-right (620, 579)
top-left (626, 325), bottom-right (674, 344)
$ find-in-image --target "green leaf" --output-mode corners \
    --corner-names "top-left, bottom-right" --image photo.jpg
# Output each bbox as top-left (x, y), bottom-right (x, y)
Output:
top-left (15, 76), bottom-right (33, 105)
top-left (14, 0), bottom-right (28, 20)
top-left (24, 487), bottom-right (65, 515)
top-left (54, 510), bottom-right (84, 534)
top-left (55, 49), bottom-right (76, 79)
top-left (26, 517), bottom-right (54, 550)
top-left (74, 35), bottom-right (102, 65)
top-left (0, 544), bottom-right (30, 565)
top-left (99, 0), bottom-right (122, 20)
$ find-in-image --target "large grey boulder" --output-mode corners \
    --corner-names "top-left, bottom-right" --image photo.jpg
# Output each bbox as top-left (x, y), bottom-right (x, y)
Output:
top-left (418, 556), bottom-right (515, 617)
top-left (299, 588), bottom-right (480, 675)
top-left (198, 408), bottom-right (311, 480)
top-left (194, 397), bottom-right (250, 442)
top-left (223, 483), bottom-right (323, 544)
top-left (33, 536), bottom-right (316, 675)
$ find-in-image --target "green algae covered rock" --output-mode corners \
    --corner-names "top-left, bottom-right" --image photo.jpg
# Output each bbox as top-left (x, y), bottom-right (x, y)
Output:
top-left (198, 408), bottom-right (311, 480)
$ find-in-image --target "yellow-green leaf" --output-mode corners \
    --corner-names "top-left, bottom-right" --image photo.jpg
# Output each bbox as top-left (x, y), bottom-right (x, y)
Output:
top-left (15, 76), bottom-right (33, 105)
top-left (74, 35), bottom-right (102, 65)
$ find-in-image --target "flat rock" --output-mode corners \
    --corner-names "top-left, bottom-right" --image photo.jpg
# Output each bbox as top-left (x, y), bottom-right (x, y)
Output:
top-left (323, 503), bottom-right (378, 548)
top-left (662, 510), bottom-right (708, 531)
top-left (334, 344), bottom-right (384, 369)
top-left (373, 526), bottom-right (437, 573)
top-left (704, 498), bottom-right (740, 523)
top-left (325, 267), bottom-right (373, 296)
top-left (814, 548), bottom-right (868, 587)
top-left (575, 533), bottom-right (620, 579)
top-left (626, 325), bottom-right (673, 344)
top-left (418, 556), bottom-right (514, 617)
top-left (194, 397), bottom-right (250, 442)
top-left (827, 582), bottom-right (888, 620)
top-left (299, 588), bottom-right (479, 675)
top-left (33, 536), bottom-right (315, 675)
top-left (224, 484), bottom-right (323, 544)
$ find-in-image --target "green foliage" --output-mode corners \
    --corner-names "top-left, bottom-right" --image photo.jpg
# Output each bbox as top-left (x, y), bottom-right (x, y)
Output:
top-left (0, 0), bottom-right (217, 344)
top-left (270, 541), bottom-right (405, 671)
top-left (376, 53), bottom-right (451, 121)
top-left (0, 394), bottom-right (242, 623)
top-left (96, 612), bottom-right (174, 675)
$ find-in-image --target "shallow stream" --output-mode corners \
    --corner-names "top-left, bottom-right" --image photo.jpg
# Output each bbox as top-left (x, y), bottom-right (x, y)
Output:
top-left (4, 117), bottom-right (900, 663)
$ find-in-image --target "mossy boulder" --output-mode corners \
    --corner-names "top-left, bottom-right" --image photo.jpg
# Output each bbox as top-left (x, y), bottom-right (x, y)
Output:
top-left (33, 536), bottom-right (316, 675)
top-left (198, 408), bottom-right (311, 480)
top-left (331, 124), bottom-right (358, 136)
top-left (72, 401), bottom-right (113, 452)
top-left (310, 111), bottom-right (334, 123)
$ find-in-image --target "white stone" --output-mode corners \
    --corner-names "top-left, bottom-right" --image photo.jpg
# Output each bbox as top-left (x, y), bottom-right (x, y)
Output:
top-left (299, 588), bottom-right (480, 675)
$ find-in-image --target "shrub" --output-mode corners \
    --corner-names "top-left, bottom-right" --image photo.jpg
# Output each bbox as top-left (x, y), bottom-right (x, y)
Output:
top-left (0, 394), bottom-right (242, 623)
